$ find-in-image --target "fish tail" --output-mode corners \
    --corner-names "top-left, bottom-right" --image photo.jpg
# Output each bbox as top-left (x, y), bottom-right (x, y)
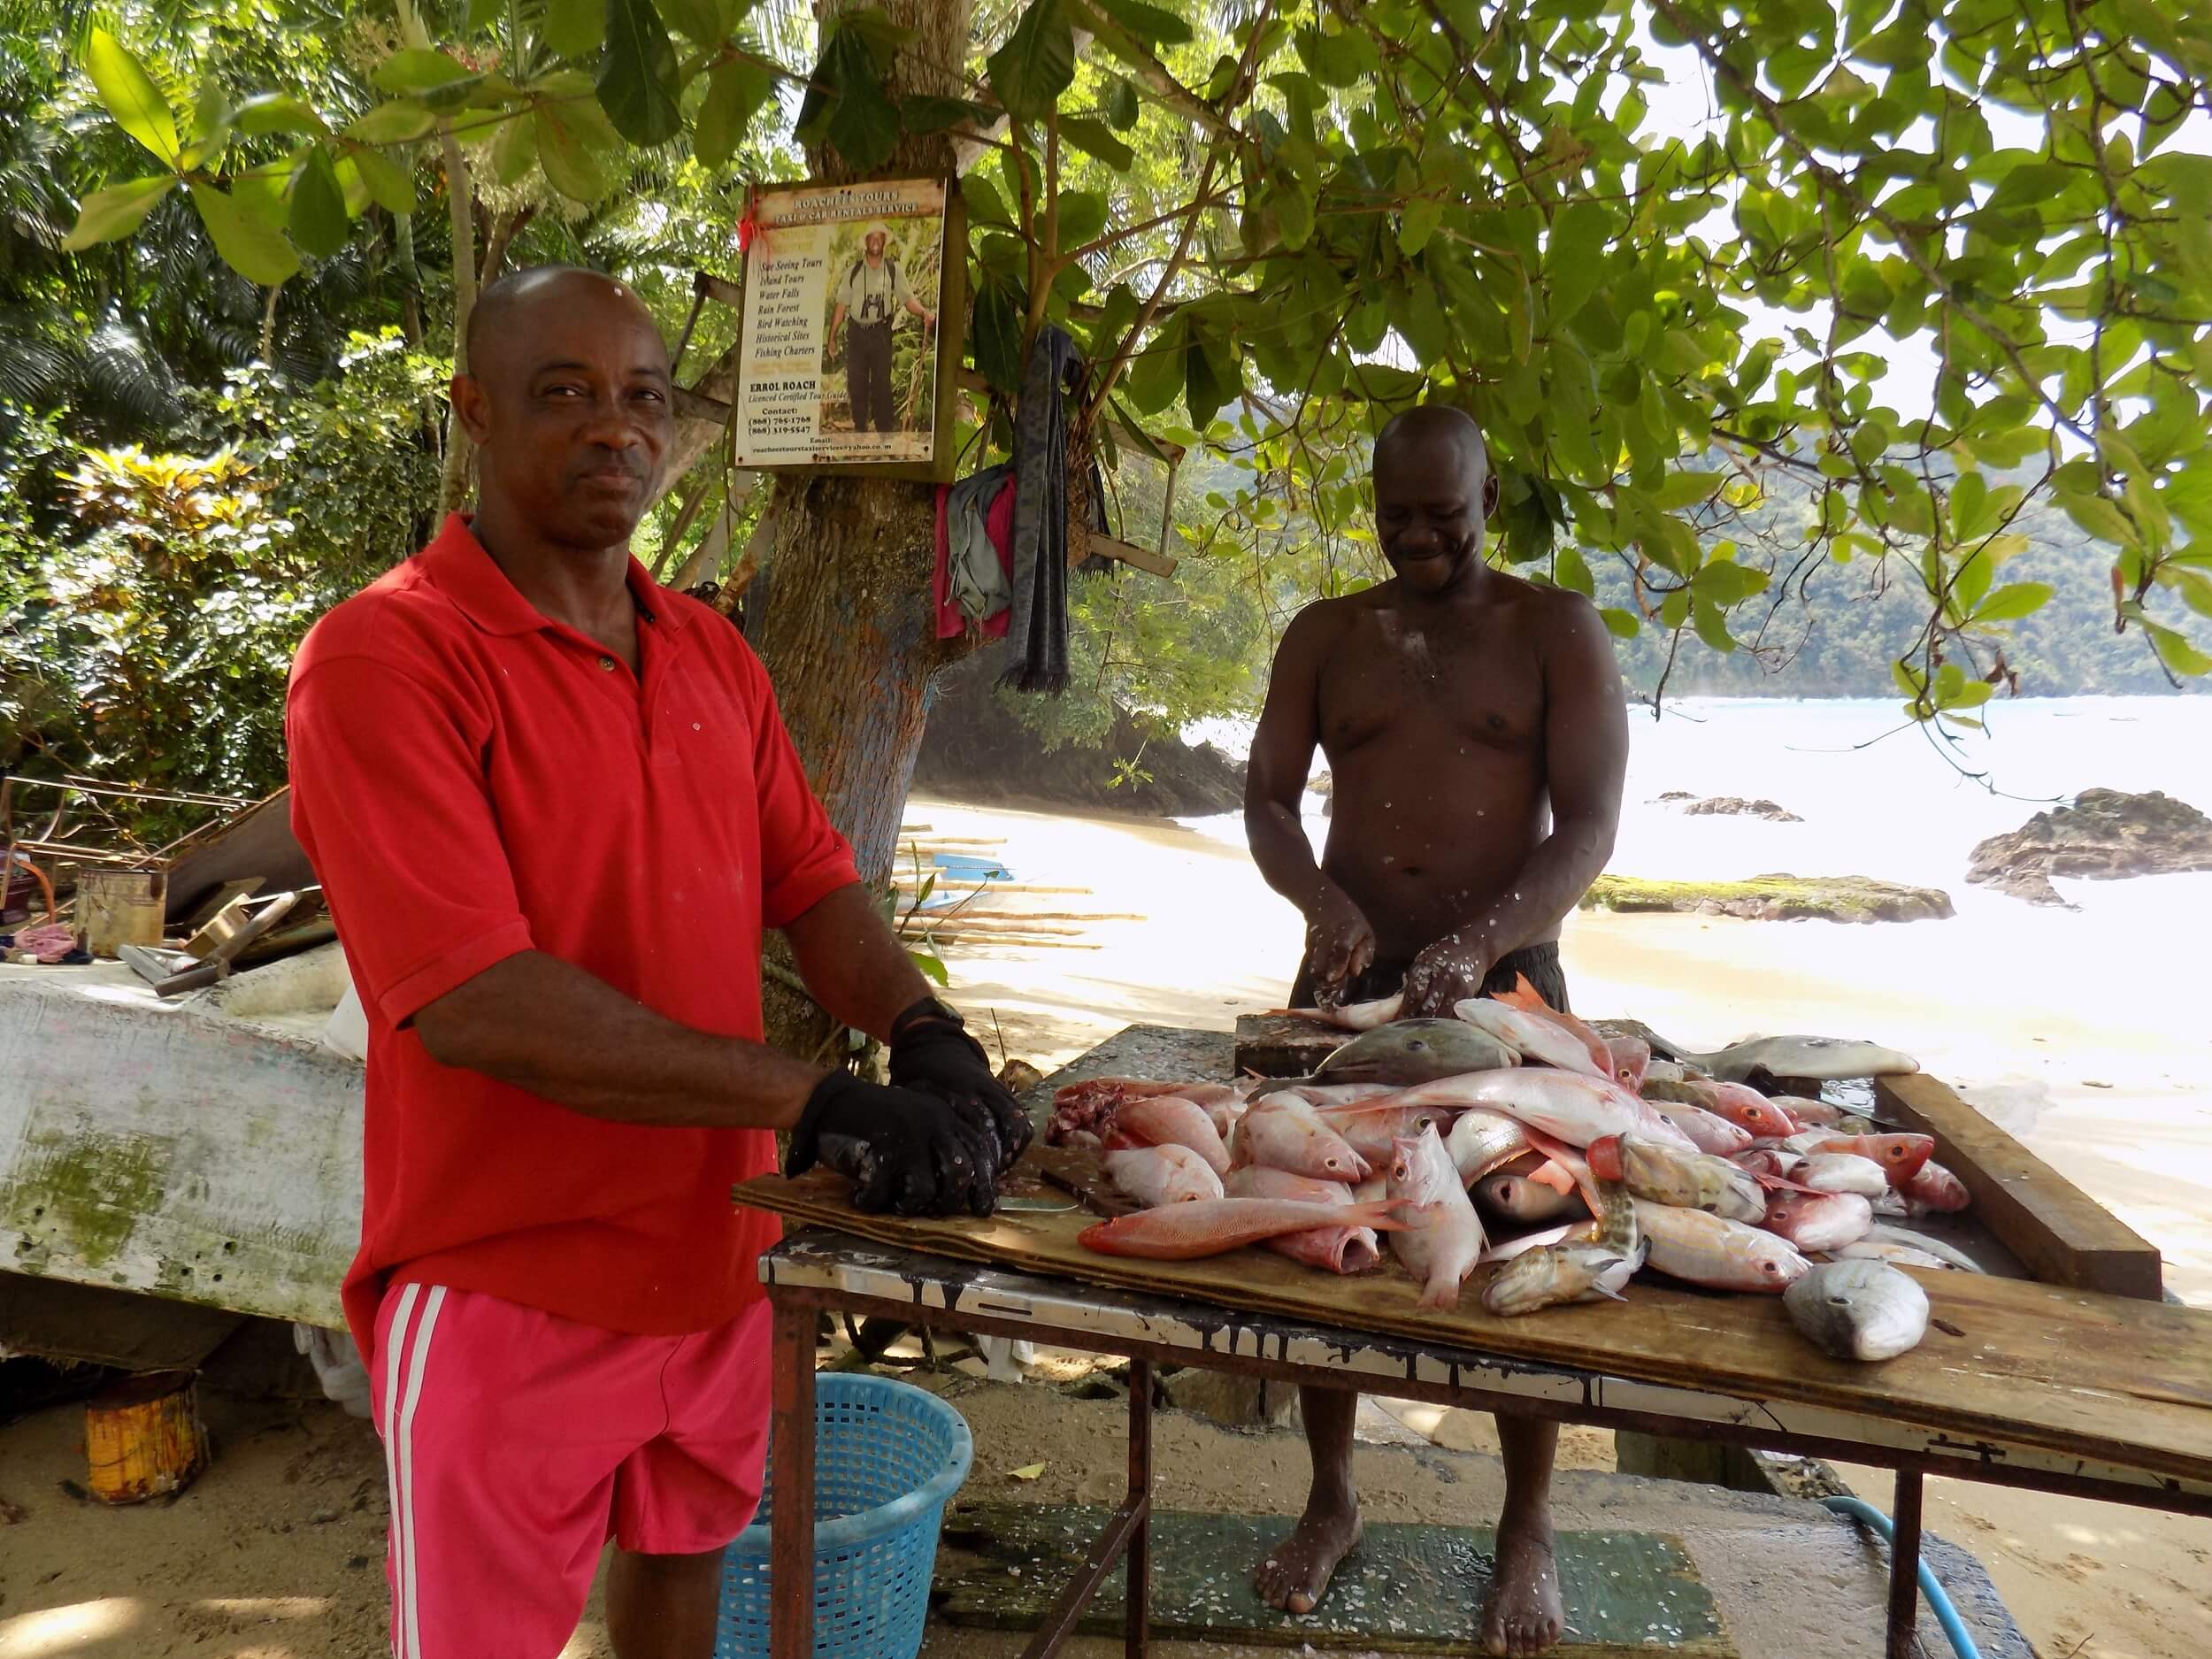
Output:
top-left (1347, 1198), bottom-right (1410, 1233)
top-left (1419, 1277), bottom-right (1463, 1310)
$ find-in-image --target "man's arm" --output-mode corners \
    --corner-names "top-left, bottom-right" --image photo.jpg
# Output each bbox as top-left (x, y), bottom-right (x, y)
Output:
top-left (827, 301), bottom-right (848, 351)
top-left (1401, 595), bottom-right (1628, 1016)
top-left (1245, 604), bottom-right (1375, 1002)
top-left (782, 879), bottom-right (933, 1040)
top-left (411, 954), bottom-right (823, 1128)
top-left (411, 879), bottom-right (931, 1128)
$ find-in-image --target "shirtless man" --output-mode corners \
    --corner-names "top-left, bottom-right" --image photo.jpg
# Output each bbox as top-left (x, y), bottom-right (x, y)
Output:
top-left (1243, 404), bottom-right (1629, 1656)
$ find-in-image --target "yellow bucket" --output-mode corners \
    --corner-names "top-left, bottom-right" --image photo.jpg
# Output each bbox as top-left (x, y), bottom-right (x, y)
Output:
top-left (85, 1370), bottom-right (210, 1504)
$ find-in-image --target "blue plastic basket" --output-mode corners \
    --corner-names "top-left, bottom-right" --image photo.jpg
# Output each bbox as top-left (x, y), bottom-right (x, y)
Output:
top-left (716, 1374), bottom-right (973, 1659)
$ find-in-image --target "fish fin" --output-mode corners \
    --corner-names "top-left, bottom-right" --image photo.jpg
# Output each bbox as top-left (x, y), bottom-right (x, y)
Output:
top-left (1520, 1127), bottom-right (1604, 1215)
top-left (1418, 1279), bottom-right (1464, 1310)
top-left (1526, 1159), bottom-right (1577, 1196)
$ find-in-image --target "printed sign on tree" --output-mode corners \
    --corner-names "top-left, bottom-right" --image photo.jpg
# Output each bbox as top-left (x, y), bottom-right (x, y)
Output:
top-left (731, 177), bottom-right (958, 473)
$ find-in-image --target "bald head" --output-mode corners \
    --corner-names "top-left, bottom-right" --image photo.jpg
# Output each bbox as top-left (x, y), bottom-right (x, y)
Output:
top-left (1371, 404), bottom-right (1499, 596)
top-left (465, 265), bottom-right (658, 376)
top-left (450, 264), bottom-right (673, 554)
top-left (1374, 404), bottom-right (1489, 480)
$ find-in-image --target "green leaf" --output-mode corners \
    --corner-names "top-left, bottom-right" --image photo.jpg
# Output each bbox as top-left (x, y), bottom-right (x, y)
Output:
top-left (1060, 115), bottom-right (1134, 173)
top-left (598, 0), bottom-right (683, 146)
top-left (1554, 545), bottom-right (1594, 596)
top-left (1057, 189), bottom-right (1107, 251)
top-left (2170, 569), bottom-right (2212, 621)
top-left (1692, 599), bottom-right (1736, 654)
top-left (972, 279), bottom-right (1025, 397)
top-left (349, 145), bottom-right (417, 215)
top-left (655, 0), bottom-right (727, 45)
top-left (235, 95), bottom-right (329, 137)
top-left (85, 28), bottom-right (179, 166)
top-left (824, 66), bottom-right (901, 172)
top-left (697, 60), bottom-right (774, 168)
top-left (2144, 618), bottom-right (2212, 677)
top-left (491, 110), bottom-right (540, 183)
top-left (1970, 581), bottom-right (2054, 624)
top-left (1399, 197), bottom-right (1442, 256)
top-left (288, 148), bottom-right (349, 257)
top-left (535, 102), bottom-right (611, 200)
top-left (907, 949), bottom-right (950, 987)
top-left (1102, 78), bottom-right (1140, 132)
top-left (346, 102), bottom-right (439, 144)
top-left (1599, 606), bottom-right (1640, 639)
top-left (1653, 470), bottom-right (1722, 511)
top-left (1093, 0), bottom-right (1193, 47)
top-left (962, 171), bottom-right (1011, 227)
top-left (187, 179), bottom-right (299, 286)
top-left (2055, 489), bottom-right (2137, 548)
top-left (989, 0), bottom-right (1076, 122)
top-left (901, 94), bottom-right (989, 136)
top-left (373, 49), bottom-right (477, 94)
top-left (1951, 547), bottom-right (1993, 617)
top-left (545, 0), bottom-right (607, 58)
top-left (1659, 587), bottom-right (1691, 631)
top-left (1545, 199), bottom-right (1609, 326)
top-left (60, 174), bottom-right (177, 251)
top-left (1271, 175), bottom-right (1314, 251)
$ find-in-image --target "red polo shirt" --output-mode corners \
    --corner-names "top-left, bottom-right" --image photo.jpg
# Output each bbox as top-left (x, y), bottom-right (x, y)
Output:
top-left (287, 515), bottom-right (858, 1358)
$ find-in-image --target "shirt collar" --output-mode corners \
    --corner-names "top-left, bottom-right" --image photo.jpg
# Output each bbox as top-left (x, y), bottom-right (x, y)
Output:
top-left (418, 513), bottom-right (688, 637)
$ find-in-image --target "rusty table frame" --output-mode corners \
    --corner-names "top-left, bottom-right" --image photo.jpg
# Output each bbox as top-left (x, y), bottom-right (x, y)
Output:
top-left (762, 1232), bottom-right (2212, 1659)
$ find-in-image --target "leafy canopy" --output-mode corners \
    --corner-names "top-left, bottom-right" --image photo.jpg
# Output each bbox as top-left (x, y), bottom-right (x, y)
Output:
top-left (58, 0), bottom-right (2212, 728)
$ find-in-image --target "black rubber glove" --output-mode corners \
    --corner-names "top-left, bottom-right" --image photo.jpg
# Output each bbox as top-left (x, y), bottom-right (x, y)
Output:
top-left (785, 1072), bottom-right (998, 1217)
top-left (888, 1014), bottom-right (1034, 1176)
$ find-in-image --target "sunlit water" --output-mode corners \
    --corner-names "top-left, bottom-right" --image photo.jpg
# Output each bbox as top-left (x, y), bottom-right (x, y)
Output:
top-left (1181, 694), bottom-right (2212, 936)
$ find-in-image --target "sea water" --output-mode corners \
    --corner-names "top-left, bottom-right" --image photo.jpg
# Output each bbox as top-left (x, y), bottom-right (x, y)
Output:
top-left (1179, 695), bottom-right (2212, 1005)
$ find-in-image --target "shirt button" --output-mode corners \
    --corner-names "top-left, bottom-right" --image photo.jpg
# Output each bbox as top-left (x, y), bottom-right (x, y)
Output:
top-left (692, 722), bottom-right (702, 732)
top-left (598, 657), bottom-right (617, 672)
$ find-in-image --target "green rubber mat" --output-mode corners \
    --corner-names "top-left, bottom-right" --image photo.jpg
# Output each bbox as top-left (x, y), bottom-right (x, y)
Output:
top-left (936, 1502), bottom-right (1734, 1655)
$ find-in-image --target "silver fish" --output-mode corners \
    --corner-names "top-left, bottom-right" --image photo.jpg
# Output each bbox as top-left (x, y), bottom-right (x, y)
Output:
top-left (1861, 1221), bottom-right (1984, 1274)
top-left (1649, 1033), bottom-right (1921, 1084)
top-left (1386, 1121), bottom-right (1485, 1309)
top-left (1481, 1241), bottom-right (1637, 1315)
top-left (1249, 1019), bottom-right (1520, 1097)
top-left (1786, 1259), bottom-right (1930, 1360)
top-left (1445, 1108), bottom-right (1534, 1186)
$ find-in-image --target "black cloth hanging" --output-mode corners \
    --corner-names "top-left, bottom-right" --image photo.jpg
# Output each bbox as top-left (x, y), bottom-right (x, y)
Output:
top-left (1000, 325), bottom-right (1084, 695)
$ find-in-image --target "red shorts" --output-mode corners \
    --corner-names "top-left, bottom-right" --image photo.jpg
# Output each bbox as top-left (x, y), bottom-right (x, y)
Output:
top-left (371, 1281), bottom-right (770, 1658)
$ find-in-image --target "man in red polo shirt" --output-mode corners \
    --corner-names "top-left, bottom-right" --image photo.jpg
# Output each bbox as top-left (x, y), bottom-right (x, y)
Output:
top-left (287, 265), bottom-right (1027, 1658)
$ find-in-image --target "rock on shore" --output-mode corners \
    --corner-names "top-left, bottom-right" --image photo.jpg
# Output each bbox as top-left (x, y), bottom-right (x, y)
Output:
top-left (1967, 788), bottom-right (2212, 907)
top-left (1580, 873), bottom-right (1955, 924)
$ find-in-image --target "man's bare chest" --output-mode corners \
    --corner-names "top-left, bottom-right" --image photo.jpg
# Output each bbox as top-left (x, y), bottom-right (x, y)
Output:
top-left (1316, 612), bottom-right (1546, 757)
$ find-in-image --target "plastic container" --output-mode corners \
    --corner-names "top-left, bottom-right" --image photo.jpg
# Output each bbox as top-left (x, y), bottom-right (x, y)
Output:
top-left (716, 1373), bottom-right (974, 1659)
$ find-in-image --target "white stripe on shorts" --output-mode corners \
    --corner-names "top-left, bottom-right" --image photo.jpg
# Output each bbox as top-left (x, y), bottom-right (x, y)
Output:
top-left (380, 1284), bottom-right (421, 1659)
top-left (394, 1301), bottom-right (444, 1659)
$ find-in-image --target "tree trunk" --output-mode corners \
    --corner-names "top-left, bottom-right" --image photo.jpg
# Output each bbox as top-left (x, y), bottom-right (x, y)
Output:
top-left (748, 0), bottom-right (977, 1053)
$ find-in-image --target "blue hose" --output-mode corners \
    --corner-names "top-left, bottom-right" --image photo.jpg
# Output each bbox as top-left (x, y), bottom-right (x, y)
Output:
top-left (1822, 1494), bottom-right (1983, 1659)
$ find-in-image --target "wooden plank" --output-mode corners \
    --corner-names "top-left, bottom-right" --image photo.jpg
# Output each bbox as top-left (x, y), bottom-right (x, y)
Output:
top-left (736, 1164), bottom-right (2212, 1487)
top-left (1086, 531), bottom-right (1179, 579)
top-left (1875, 1072), bottom-right (2162, 1301)
top-left (1233, 1012), bottom-right (1351, 1079)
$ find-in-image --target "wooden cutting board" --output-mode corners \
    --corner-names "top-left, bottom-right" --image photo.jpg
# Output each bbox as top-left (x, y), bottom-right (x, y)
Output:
top-left (738, 1162), bottom-right (2212, 1489)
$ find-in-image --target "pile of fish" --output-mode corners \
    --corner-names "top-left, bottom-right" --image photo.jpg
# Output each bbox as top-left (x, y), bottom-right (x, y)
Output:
top-left (1047, 985), bottom-right (1965, 1363)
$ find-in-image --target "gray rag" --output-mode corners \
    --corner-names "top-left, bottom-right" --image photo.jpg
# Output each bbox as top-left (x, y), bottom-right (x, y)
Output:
top-left (947, 462), bottom-right (1013, 626)
top-left (1001, 325), bottom-right (1083, 695)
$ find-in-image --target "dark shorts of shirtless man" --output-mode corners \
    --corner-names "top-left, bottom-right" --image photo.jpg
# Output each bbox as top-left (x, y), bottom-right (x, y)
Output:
top-left (1290, 941), bottom-right (1570, 1016)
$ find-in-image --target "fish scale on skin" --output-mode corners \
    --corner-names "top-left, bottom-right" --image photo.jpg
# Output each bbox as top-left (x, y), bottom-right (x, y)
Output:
top-left (1454, 998), bottom-right (1609, 1077)
top-left (1386, 1067), bottom-right (1701, 1154)
top-left (1647, 1033), bottom-right (1922, 1083)
top-left (1077, 1196), bottom-right (1404, 1260)
top-left (1586, 1133), bottom-right (1765, 1224)
top-left (1762, 1189), bottom-right (1875, 1252)
top-left (1106, 1095), bottom-right (1232, 1175)
top-left (1386, 1121), bottom-right (1486, 1309)
top-left (1233, 1095), bottom-right (1371, 1182)
top-left (1103, 1145), bottom-right (1224, 1207)
top-left (1249, 1019), bottom-right (1521, 1099)
top-left (1800, 1151), bottom-right (1891, 1197)
top-left (1492, 974), bottom-right (1615, 1075)
top-left (1263, 993), bottom-right (1404, 1031)
top-left (1633, 1199), bottom-right (1810, 1292)
top-left (1445, 1107), bottom-right (1534, 1186)
top-left (1786, 1259), bottom-right (1930, 1360)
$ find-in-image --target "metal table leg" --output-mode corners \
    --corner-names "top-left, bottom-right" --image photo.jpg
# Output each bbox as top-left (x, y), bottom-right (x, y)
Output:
top-left (1886, 1466), bottom-right (1924, 1659)
top-left (1125, 1358), bottom-right (1153, 1659)
top-left (771, 1300), bottom-right (818, 1659)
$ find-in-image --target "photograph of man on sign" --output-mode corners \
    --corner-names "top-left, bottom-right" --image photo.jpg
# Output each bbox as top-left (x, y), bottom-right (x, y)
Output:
top-left (824, 220), bottom-right (938, 435)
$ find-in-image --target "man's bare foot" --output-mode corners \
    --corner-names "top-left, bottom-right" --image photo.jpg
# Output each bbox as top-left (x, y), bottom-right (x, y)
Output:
top-left (1253, 1496), bottom-right (1363, 1616)
top-left (1481, 1502), bottom-right (1564, 1656)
